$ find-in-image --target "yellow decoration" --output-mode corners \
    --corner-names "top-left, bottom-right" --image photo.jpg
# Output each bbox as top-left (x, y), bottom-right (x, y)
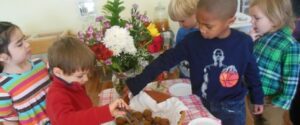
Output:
top-left (147, 23), bottom-right (160, 37)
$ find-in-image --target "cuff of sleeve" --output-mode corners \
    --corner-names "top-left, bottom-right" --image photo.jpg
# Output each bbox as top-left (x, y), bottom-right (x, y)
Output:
top-left (251, 97), bottom-right (264, 105)
top-left (0, 117), bottom-right (19, 122)
top-left (271, 97), bottom-right (291, 110)
top-left (250, 90), bottom-right (264, 105)
top-left (126, 78), bottom-right (142, 96)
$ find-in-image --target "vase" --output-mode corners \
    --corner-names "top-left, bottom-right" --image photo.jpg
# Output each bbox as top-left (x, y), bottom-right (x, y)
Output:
top-left (111, 69), bottom-right (136, 96)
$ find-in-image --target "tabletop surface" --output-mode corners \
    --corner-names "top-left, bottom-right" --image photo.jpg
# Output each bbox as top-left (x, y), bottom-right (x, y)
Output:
top-left (98, 79), bottom-right (221, 125)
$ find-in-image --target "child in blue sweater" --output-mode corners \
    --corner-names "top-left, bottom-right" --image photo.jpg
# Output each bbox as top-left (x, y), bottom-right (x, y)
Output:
top-left (126, 0), bottom-right (264, 125)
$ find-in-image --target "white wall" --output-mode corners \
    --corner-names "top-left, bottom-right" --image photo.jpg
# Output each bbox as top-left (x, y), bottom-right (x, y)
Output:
top-left (0, 0), bottom-right (179, 35)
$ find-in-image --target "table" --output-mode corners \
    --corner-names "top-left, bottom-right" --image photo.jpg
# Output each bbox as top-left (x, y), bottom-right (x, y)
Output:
top-left (98, 79), bottom-right (221, 125)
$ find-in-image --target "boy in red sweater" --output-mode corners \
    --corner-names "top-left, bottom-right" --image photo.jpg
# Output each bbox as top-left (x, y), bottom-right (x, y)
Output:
top-left (46, 36), bottom-right (129, 125)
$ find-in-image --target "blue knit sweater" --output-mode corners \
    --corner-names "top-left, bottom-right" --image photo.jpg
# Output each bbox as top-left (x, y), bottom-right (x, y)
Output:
top-left (127, 29), bottom-right (264, 104)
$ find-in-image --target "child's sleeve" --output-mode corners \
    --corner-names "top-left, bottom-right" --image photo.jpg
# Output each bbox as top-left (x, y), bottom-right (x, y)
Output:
top-left (46, 91), bottom-right (114, 124)
top-left (272, 43), bottom-right (300, 110)
top-left (244, 40), bottom-right (264, 105)
top-left (0, 87), bottom-right (18, 122)
top-left (126, 42), bottom-right (189, 95)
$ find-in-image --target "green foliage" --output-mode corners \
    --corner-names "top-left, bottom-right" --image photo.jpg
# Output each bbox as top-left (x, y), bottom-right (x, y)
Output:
top-left (98, 0), bottom-right (154, 73)
top-left (103, 0), bottom-right (126, 26)
top-left (128, 6), bottom-right (152, 46)
top-left (110, 53), bottom-right (139, 72)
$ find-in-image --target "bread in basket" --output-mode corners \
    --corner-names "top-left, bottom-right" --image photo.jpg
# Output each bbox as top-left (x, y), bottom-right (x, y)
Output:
top-left (125, 90), bottom-right (188, 125)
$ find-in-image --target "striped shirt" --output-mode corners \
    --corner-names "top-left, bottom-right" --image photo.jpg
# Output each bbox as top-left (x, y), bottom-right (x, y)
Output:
top-left (253, 26), bottom-right (300, 110)
top-left (0, 58), bottom-right (51, 124)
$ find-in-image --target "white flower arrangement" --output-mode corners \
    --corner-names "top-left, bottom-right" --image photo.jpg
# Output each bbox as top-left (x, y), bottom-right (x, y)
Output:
top-left (103, 26), bottom-right (137, 56)
top-left (78, 0), bottom-right (155, 73)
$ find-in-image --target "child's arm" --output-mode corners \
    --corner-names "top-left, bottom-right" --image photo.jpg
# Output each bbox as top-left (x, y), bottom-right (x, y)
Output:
top-left (126, 43), bottom-right (188, 95)
top-left (271, 44), bottom-right (300, 110)
top-left (244, 40), bottom-right (264, 105)
top-left (0, 88), bottom-right (19, 123)
top-left (245, 52), bottom-right (265, 114)
top-left (46, 92), bottom-right (115, 125)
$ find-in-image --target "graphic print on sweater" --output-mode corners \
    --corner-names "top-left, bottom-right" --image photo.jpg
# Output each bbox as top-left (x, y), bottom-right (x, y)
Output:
top-left (201, 49), bottom-right (239, 98)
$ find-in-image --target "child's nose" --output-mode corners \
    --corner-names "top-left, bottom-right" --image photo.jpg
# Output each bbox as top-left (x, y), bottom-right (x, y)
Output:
top-left (250, 18), bottom-right (255, 24)
top-left (24, 41), bottom-right (30, 48)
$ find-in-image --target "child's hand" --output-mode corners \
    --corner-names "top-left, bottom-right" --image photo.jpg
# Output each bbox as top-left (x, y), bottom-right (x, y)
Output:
top-left (109, 99), bottom-right (129, 117)
top-left (253, 104), bottom-right (264, 115)
top-left (249, 28), bottom-right (261, 41)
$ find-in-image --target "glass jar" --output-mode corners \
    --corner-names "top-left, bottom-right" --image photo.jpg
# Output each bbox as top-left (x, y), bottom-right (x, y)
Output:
top-left (153, 3), bottom-right (170, 32)
top-left (111, 69), bottom-right (136, 96)
top-left (161, 30), bottom-right (175, 50)
top-left (153, 3), bottom-right (174, 50)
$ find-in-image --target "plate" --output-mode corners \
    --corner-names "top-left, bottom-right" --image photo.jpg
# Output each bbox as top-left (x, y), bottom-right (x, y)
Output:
top-left (188, 118), bottom-right (219, 125)
top-left (168, 83), bottom-right (192, 96)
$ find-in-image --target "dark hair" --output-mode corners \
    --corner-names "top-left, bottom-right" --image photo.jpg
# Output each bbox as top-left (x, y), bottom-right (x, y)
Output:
top-left (47, 36), bottom-right (96, 75)
top-left (197, 0), bottom-right (237, 20)
top-left (0, 21), bottom-right (19, 56)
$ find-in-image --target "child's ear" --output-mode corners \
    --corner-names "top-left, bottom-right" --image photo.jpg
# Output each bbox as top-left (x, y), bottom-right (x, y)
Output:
top-left (227, 16), bottom-right (236, 25)
top-left (52, 67), bottom-right (64, 77)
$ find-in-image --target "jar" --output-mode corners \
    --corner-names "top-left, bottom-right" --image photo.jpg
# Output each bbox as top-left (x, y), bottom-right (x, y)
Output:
top-left (161, 30), bottom-right (174, 50)
top-left (153, 3), bottom-right (170, 32)
top-left (153, 3), bottom-right (174, 50)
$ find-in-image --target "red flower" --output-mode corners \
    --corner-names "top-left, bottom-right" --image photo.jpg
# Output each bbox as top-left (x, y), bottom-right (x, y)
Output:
top-left (147, 35), bottom-right (163, 53)
top-left (90, 43), bottom-right (113, 61)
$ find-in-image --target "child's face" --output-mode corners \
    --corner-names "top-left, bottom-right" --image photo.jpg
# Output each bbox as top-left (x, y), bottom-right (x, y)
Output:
top-left (196, 10), bottom-right (234, 39)
top-left (177, 14), bottom-right (198, 29)
top-left (249, 5), bottom-right (275, 36)
top-left (57, 69), bottom-right (90, 85)
top-left (6, 28), bottom-right (31, 64)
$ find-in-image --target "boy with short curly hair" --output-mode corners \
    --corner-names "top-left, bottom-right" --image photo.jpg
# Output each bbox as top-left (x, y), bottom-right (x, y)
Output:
top-left (46, 36), bottom-right (129, 125)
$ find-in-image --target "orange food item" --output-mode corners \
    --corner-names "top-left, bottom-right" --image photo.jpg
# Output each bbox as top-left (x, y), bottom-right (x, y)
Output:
top-left (144, 90), bottom-right (171, 103)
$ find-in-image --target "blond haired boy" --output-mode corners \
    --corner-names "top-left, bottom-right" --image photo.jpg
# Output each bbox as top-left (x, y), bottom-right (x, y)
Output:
top-left (168, 0), bottom-right (199, 78)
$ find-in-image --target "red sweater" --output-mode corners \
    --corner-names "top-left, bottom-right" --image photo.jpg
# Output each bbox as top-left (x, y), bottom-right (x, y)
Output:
top-left (46, 76), bottom-right (114, 125)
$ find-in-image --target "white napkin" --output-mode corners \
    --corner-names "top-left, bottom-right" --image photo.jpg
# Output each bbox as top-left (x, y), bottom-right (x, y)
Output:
top-left (129, 91), bottom-right (188, 125)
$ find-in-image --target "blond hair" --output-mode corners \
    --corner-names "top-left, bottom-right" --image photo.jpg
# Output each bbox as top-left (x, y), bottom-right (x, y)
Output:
top-left (197, 0), bottom-right (237, 20)
top-left (250, 0), bottom-right (295, 30)
top-left (48, 36), bottom-right (96, 75)
top-left (168, 0), bottom-right (199, 21)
